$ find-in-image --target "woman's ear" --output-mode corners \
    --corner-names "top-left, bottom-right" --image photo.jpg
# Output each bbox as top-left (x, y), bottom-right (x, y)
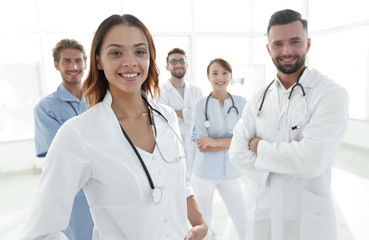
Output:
top-left (96, 56), bottom-right (102, 70)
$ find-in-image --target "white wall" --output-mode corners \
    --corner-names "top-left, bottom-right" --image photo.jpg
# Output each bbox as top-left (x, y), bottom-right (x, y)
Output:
top-left (344, 119), bottom-right (369, 150)
top-left (1, 119), bottom-right (368, 175)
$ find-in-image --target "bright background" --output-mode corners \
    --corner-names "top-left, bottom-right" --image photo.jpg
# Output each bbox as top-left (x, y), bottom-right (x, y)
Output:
top-left (0, 1), bottom-right (369, 239)
top-left (0, 0), bottom-right (368, 171)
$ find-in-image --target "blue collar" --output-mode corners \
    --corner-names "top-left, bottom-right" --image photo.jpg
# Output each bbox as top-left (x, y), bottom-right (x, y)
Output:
top-left (56, 83), bottom-right (84, 103)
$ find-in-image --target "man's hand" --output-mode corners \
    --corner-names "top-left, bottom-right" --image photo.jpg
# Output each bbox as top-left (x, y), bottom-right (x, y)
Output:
top-left (249, 136), bottom-right (261, 153)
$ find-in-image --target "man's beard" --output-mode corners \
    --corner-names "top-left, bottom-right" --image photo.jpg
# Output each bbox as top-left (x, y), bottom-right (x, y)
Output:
top-left (273, 54), bottom-right (306, 75)
top-left (170, 69), bottom-right (186, 79)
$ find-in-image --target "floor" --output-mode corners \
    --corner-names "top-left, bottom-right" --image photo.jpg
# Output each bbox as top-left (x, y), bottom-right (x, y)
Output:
top-left (0, 145), bottom-right (368, 240)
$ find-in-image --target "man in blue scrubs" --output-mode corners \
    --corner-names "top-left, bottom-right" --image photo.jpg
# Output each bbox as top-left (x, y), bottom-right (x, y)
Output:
top-left (34, 39), bottom-right (94, 240)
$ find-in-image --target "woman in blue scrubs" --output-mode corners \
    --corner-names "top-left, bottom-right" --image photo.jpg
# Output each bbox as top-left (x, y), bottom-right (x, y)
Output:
top-left (192, 58), bottom-right (248, 240)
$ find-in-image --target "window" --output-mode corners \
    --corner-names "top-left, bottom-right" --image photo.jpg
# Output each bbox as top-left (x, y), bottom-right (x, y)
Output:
top-left (1, 0), bottom-right (368, 142)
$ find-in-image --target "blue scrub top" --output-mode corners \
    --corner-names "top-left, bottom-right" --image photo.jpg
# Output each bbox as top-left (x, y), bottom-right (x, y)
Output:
top-left (192, 94), bottom-right (247, 180)
top-left (34, 83), bottom-right (93, 240)
top-left (34, 83), bottom-right (87, 157)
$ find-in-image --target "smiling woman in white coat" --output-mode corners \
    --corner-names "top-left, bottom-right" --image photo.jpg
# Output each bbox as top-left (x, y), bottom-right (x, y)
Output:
top-left (22, 14), bottom-right (207, 240)
top-left (229, 9), bottom-right (349, 240)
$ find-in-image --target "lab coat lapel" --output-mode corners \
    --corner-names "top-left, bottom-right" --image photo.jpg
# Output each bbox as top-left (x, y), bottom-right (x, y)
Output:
top-left (100, 91), bottom-right (133, 149)
top-left (163, 80), bottom-right (184, 108)
top-left (269, 83), bottom-right (286, 132)
top-left (165, 80), bottom-right (183, 100)
top-left (183, 81), bottom-right (190, 101)
top-left (269, 82), bottom-right (282, 113)
top-left (298, 68), bottom-right (315, 94)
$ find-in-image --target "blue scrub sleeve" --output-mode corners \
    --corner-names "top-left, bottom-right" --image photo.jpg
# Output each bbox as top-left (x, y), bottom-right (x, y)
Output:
top-left (34, 104), bottom-right (62, 157)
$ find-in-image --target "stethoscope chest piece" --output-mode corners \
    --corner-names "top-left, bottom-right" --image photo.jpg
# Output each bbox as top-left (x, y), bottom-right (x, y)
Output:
top-left (151, 187), bottom-right (162, 204)
top-left (203, 92), bottom-right (238, 129)
top-left (204, 120), bottom-right (211, 128)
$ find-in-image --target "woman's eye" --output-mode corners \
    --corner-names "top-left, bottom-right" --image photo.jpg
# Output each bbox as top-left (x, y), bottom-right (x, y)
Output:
top-left (110, 51), bottom-right (121, 56)
top-left (136, 50), bottom-right (146, 55)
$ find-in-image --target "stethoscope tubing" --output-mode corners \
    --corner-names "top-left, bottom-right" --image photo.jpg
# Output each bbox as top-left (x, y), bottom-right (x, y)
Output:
top-left (258, 67), bottom-right (307, 115)
top-left (119, 124), bottom-right (155, 190)
top-left (119, 92), bottom-right (184, 204)
top-left (67, 101), bottom-right (79, 116)
top-left (204, 92), bottom-right (239, 128)
top-left (257, 67), bottom-right (308, 130)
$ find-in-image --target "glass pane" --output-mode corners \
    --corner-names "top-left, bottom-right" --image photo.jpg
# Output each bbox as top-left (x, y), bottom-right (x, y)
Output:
top-left (122, 0), bottom-right (192, 32)
top-left (193, 0), bottom-right (250, 32)
top-left (309, 0), bottom-right (369, 31)
top-left (249, 36), bottom-right (273, 98)
top-left (309, 26), bottom-right (369, 119)
top-left (0, 35), bottom-right (41, 141)
top-left (36, 0), bottom-right (122, 33)
top-left (253, 0), bottom-right (308, 32)
top-left (0, 0), bottom-right (38, 32)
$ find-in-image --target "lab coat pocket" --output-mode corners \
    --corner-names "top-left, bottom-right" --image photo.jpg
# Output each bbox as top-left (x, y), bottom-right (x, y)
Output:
top-left (92, 202), bottom-right (164, 239)
top-left (300, 190), bottom-right (336, 240)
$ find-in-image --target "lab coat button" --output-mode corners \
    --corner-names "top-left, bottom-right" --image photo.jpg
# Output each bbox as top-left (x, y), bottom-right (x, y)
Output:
top-left (152, 156), bottom-right (156, 160)
top-left (164, 218), bottom-right (168, 223)
top-left (158, 170), bottom-right (162, 175)
top-left (165, 233), bottom-right (170, 238)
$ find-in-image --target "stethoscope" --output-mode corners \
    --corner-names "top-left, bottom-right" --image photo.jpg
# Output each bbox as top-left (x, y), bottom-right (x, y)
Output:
top-left (119, 91), bottom-right (185, 204)
top-left (257, 67), bottom-right (308, 130)
top-left (67, 102), bottom-right (79, 116)
top-left (204, 92), bottom-right (239, 128)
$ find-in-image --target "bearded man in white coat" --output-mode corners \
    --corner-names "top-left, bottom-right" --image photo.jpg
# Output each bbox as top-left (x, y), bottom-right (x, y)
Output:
top-left (229, 9), bottom-right (349, 240)
top-left (159, 48), bottom-right (203, 172)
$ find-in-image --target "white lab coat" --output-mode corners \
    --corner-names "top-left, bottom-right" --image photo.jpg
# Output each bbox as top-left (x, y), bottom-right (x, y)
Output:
top-left (229, 68), bottom-right (349, 240)
top-left (159, 79), bottom-right (203, 172)
top-left (159, 79), bottom-right (203, 138)
top-left (22, 91), bottom-right (192, 240)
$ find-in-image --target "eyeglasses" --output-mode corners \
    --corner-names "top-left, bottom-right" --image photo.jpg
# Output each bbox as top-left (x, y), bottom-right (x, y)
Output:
top-left (168, 59), bottom-right (186, 65)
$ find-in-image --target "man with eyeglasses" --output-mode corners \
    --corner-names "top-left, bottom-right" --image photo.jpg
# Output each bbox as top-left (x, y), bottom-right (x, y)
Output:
top-left (159, 48), bottom-right (203, 173)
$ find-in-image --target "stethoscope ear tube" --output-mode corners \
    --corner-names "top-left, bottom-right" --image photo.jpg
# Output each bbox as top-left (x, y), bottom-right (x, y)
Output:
top-left (204, 92), bottom-right (239, 128)
top-left (258, 67), bottom-right (307, 114)
top-left (258, 80), bottom-right (275, 113)
top-left (141, 91), bottom-right (169, 123)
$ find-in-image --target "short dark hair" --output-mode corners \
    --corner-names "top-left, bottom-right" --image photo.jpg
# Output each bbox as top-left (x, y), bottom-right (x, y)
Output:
top-left (166, 48), bottom-right (186, 64)
top-left (267, 9), bottom-right (308, 36)
top-left (52, 39), bottom-right (87, 64)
